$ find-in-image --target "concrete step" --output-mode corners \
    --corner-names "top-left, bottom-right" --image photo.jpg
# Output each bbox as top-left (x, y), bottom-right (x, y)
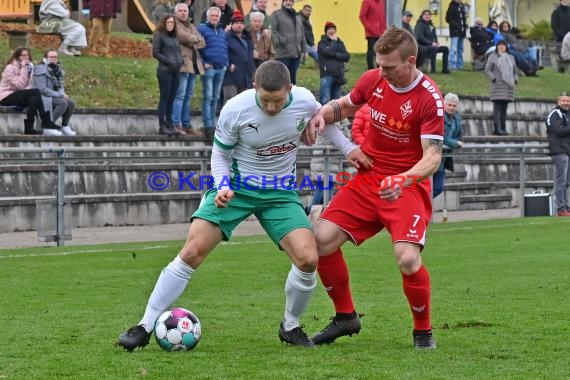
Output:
top-left (459, 193), bottom-right (513, 210)
top-left (461, 115), bottom-right (546, 137)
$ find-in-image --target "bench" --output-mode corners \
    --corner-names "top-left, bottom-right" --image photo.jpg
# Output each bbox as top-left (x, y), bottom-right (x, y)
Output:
top-left (0, 0), bottom-right (38, 22)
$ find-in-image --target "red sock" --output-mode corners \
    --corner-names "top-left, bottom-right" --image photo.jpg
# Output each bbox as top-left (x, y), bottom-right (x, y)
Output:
top-left (402, 265), bottom-right (432, 331)
top-left (317, 248), bottom-right (355, 313)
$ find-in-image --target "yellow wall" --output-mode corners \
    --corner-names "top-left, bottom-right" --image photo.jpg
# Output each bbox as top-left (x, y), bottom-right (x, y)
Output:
top-left (241, 0), bottom-right (557, 54)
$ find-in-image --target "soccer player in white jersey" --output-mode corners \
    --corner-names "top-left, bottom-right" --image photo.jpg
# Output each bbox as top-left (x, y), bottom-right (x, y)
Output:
top-left (306, 27), bottom-right (444, 349)
top-left (118, 60), bottom-right (372, 350)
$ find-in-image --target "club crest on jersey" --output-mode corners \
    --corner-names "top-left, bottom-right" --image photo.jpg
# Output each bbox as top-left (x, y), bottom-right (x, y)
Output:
top-left (400, 100), bottom-right (412, 119)
top-left (296, 118), bottom-right (308, 132)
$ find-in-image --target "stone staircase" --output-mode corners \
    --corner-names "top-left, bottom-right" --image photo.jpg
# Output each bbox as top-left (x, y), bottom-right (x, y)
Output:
top-left (0, 96), bottom-right (557, 232)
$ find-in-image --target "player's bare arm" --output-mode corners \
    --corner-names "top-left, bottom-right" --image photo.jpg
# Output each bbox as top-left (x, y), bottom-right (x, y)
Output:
top-left (402, 138), bottom-right (443, 185)
top-left (305, 96), bottom-right (361, 145)
top-left (379, 138), bottom-right (442, 201)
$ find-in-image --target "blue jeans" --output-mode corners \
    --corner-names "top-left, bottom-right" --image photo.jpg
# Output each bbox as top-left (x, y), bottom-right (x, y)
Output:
top-left (201, 67), bottom-right (226, 129)
top-left (157, 69), bottom-right (179, 126)
top-left (432, 168), bottom-right (445, 198)
top-left (276, 57), bottom-right (301, 85)
top-left (319, 76), bottom-right (342, 105)
top-left (306, 46), bottom-right (318, 63)
top-left (449, 37), bottom-right (465, 70)
top-left (172, 72), bottom-right (196, 128)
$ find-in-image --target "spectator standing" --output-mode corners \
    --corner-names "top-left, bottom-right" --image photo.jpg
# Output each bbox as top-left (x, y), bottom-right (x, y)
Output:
top-left (359, 0), bottom-right (386, 70)
top-left (299, 4), bottom-right (318, 65)
top-left (402, 10), bottom-right (428, 70)
top-left (151, 0), bottom-right (174, 24)
top-left (0, 47), bottom-right (62, 135)
top-left (200, 0), bottom-right (233, 30)
top-left (222, 10), bottom-right (255, 104)
top-left (351, 104), bottom-right (370, 146)
top-left (270, 0), bottom-right (306, 85)
top-left (33, 50), bottom-right (77, 136)
top-left (445, 0), bottom-right (468, 70)
top-left (245, 0), bottom-right (270, 32)
top-left (484, 40), bottom-right (517, 136)
top-left (83, 0), bottom-right (122, 58)
top-left (545, 92), bottom-right (570, 216)
top-left (433, 93), bottom-right (463, 198)
top-left (172, 2), bottom-right (205, 136)
top-left (152, 15), bottom-right (183, 136)
top-left (249, 11), bottom-right (275, 68)
top-left (415, 9), bottom-right (450, 74)
top-left (551, 0), bottom-right (570, 43)
top-left (38, 0), bottom-right (87, 57)
top-left (198, 6), bottom-right (228, 140)
top-left (317, 21), bottom-right (349, 105)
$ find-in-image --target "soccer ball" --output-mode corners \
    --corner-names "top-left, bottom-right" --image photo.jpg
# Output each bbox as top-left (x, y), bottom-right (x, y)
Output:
top-left (154, 307), bottom-right (202, 351)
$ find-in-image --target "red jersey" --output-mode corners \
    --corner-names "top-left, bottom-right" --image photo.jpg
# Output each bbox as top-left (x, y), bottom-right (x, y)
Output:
top-left (349, 69), bottom-right (444, 177)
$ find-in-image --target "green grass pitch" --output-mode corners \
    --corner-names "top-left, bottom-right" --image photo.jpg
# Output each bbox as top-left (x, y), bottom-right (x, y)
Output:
top-left (0, 217), bottom-right (568, 379)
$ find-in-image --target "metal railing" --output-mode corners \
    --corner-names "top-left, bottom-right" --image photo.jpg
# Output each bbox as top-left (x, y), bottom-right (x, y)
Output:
top-left (0, 142), bottom-right (551, 245)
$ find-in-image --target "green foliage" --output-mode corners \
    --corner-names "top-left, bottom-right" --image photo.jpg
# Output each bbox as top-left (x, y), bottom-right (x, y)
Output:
top-left (0, 217), bottom-right (569, 379)
top-left (518, 19), bottom-right (555, 42)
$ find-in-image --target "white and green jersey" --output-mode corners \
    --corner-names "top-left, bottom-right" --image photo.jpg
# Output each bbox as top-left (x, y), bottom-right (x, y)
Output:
top-left (214, 86), bottom-right (319, 190)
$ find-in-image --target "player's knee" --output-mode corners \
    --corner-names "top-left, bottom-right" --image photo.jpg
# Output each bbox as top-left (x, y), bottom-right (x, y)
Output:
top-left (179, 240), bottom-right (209, 269)
top-left (395, 246), bottom-right (422, 274)
top-left (294, 253), bottom-right (318, 273)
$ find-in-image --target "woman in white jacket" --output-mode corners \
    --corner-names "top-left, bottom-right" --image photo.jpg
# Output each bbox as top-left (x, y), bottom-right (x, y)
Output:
top-left (38, 0), bottom-right (87, 56)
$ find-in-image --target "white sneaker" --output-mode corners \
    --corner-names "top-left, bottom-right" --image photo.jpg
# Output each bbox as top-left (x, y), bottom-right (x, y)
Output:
top-left (43, 128), bottom-right (63, 136)
top-left (61, 126), bottom-right (76, 136)
top-left (58, 47), bottom-right (75, 56)
top-left (69, 47), bottom-right (82, 56)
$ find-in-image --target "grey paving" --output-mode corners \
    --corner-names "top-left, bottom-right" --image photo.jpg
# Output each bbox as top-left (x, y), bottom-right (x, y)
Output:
top-left (0, 208), bottom-right (523, 250)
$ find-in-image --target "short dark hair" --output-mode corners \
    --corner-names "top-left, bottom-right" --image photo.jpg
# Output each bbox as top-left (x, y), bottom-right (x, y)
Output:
top-left (254, 60), bottom-right (291, 91)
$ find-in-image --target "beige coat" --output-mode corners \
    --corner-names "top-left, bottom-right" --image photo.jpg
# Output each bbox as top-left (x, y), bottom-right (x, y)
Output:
top-left (175, 19), bottom-right (205, 75)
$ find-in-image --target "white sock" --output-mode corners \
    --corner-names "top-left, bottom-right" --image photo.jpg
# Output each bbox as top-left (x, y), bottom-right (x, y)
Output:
top-left (283, 264), bottom-right (317, 331)
top-left (139, 255), bottom-right (194, 333)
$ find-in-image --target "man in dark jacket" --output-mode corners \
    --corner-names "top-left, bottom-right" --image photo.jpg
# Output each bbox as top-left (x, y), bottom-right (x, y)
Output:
top-left (299, 4), bottom-right (317, 65)
top-left (546, 92), bottom-right (570, 216)
top-left (270, 0), bottom-right (306, 84)
top-left (222, 10), bottom-right (255, 104)
top-left (200, 0), bottom-right (233, 30)
top-left (414, 9), bottom-right (450, 74)
top-left (83, 0), bottom-right (121, 57)
top-left (445, 0), bottom-right (467, 70)
top-left (317, 21), bottom-right (349, 105)
top-left (402, 10), bottom-right (428, 70)
top-left (551, 0), bottom-right (570, 42)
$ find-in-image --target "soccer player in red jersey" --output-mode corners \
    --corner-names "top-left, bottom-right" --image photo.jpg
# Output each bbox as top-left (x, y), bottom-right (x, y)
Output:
top-left (305, 26), bottom-right (444, 349)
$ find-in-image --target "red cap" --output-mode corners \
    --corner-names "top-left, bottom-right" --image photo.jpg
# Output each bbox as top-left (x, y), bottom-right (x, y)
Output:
top-left (324, 21), bottom-right (336, 32)
top-left (231, 10), bottom-right (244, 24)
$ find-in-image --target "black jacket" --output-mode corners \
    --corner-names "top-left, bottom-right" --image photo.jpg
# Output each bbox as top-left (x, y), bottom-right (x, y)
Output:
top-left (469, 26), bottom-right (493, 55)
top-left (414, 18), bottom-right (437, 46)
top-left (317, 34), bottom-right (350, 83)
top-left (445, 1), bottom-right (467, 38)
top-left (299, 12), bottom-right (315, 46)
top-left (546, 106), bottom-right (570, 155)
top-left (551, 4), bottom-right (570, 42)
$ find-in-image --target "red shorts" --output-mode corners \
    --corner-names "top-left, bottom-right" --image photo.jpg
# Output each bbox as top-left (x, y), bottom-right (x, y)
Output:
top-left (321, 175), bottom-right (433, 247)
